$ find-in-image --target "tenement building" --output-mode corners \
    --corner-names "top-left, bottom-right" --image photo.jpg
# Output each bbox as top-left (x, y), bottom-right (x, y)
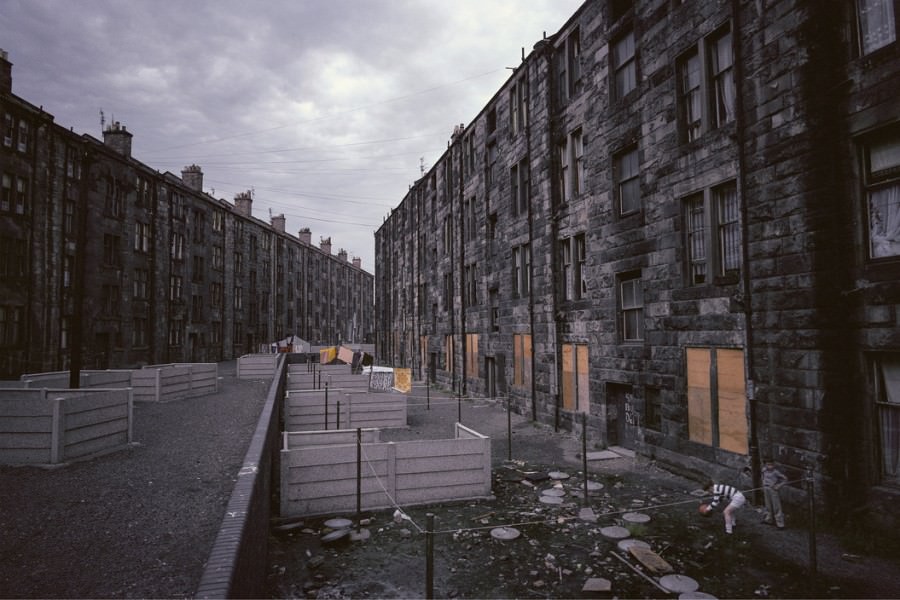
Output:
top-left (375, 0), bottom-right (900, 520)
top-left (0, 49), bottom-right (374, 377)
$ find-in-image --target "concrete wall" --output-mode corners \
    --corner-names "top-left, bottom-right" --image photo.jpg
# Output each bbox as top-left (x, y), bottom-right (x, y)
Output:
top-left (131, 363), bottom-right (218, 402)
top-left (284, 390), bottom-right (406, 431)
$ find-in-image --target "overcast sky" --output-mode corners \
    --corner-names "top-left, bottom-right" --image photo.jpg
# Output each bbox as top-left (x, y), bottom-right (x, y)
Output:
top-left (2, 0), bottom-right (583, 272)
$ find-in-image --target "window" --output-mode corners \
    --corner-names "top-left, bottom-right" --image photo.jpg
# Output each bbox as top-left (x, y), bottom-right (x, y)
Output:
top-left (557, 27), bottom-right (582, 104)
top-left (133, 269), bottom-right (149, 300)
top-left (1, 174), bottom-right (10, 211)
top-left (683, 182), bottom-right (741, 284)
top-left (487, 107), bottom-right (497, 134)
top-left (709, 28), bottom-right (735, 127)
top-left (16, 120), bottom-right (28, 153)
top-left (678, 26), bottom-right (736, 142)
top-left (234, 286), bottom-right (242, 310)
top-left (612, 30), bottom-right (636, 100)
top-left (212, 245), bottom-right (224, 270)
top-left (133, 317), bottom-right (148, 347)
top-left (490, 288), bottom-right (500, 332)
top-left (192, 295), bottom-right (204, 322)
top-left (134, 222), bottom-right (151, 253)
top-left (615, 146), bottom-right (640, 215)
top-left (513, 243), bottom-right (531, 298)
top-left (513, 333), bottom-right (532, 388)
top-left (169, 275), bottom-right (183, 302)
top-left (686, 347), bottom-right (748, 454)
top-left (234, 252), bottom-right (243, 274)
top-left (619, 273), bottom-right (643, 341)
top-left (103, 234), bottom-right (121, 266)
top-left (510, 76), bottom-right (529, 134)
top-left (171, 233), bottom-right (184, 260)
top-left (0, 236), bottom-right (26, 278)
top-left (2, 114), bottom-right (12, 147)
top-left (192, 209), bottom-right (206, 243)
top-left (716, 183), bottom-right (741, 273)
top-left (212, 209), bottom-right (224, 233)
top-left (14, 177), bottom-right (26, 214)
top-left (465, 197), bottom-right (477, 241)
top-left (443, 272), bottom-right (453, 311)
top-left (102, 285), bottom-right (120, 315)
top-left (465, 263), bottom-right (478, 306)
top-left (511, 158), bottom-right (530, 217)
top-left (559, 128), bottom-right (584, 202)
top-left (168, 319), bottom-right (183, 346)
top-left (575, 234), bottom-right (586, 299)
top-left (192, 255), bottom-right (205, 282)
top-left (864, 128), bottom-right (900, 259)
top-left (0, 306), bottom-right (24, 347)
top-left (486, 142), bottom-right (498, 187)
top-left (679, 49), bottom-right (702, 142)
top-left (872, 353), bottom-right (900, 484)
top-left (562, 343), bottom-right (589, 413)
top-left (857, 0), bottom-right (897, 54)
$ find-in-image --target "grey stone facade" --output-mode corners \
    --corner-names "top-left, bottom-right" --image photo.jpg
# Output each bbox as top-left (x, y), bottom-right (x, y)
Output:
top-left (0, 51), bottom-right (374, 378)
top-left (374, 0), bottom-right (900, 517)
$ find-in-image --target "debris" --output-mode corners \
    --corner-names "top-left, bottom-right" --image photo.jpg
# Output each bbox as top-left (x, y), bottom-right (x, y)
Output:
top-left (629, 545), bottom-right (674, 574)
top-left (324, 518), bottom-right (353, 530)
top-left (307, 555), bottom-right (325, 570)
top-left (472, 511), bottom-right (495, 521)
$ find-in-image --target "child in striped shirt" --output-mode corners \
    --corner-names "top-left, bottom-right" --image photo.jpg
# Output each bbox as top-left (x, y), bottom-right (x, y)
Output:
top-left (703, 480), bottom-right (746, 534)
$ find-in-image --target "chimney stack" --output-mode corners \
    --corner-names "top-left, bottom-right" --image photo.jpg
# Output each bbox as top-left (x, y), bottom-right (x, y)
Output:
top-left (338, 248), bottom-right (348, 262)
top-left (320, 237), bottom-right (332, 255)
top-left (181, 164), bottom-right (203, 192)
top-left (0, 49), bottom-right (11, 95)
top-left (352, 256), bottom-right (361, 269)
top-left (272, 213), bottom-right (286, 232)
top-left (234, 190), bottom-right (253, 217)
top-left (103, 121), bottom-right (133, 157)
top-left (298, 227), bottom-right (311, 245)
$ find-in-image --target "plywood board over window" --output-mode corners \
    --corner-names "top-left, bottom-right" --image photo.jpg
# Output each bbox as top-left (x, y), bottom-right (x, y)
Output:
top-left (686, 347), bottom-right (748, 454)
top-left (514, 334), bottom-right (532, 388)
top-left (562, 343), bottom-right (590, 413)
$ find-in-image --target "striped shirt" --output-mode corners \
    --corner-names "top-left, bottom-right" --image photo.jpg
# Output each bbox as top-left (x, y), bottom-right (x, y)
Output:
top-left (709, 483), bottom-right (742, 508)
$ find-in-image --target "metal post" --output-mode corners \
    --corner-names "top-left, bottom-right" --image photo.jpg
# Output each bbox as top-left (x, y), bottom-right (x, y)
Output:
top-left (357, 428), bottom-right (362, 522)
top-left (507, 396), bottom-right (512, 462)
top-left (806, 467), bottom-right (818, 577)
top-left (336, 399), bottom-right (341, 429)
top-left (427, 383), bottom-right (430, 410)
top-left (457, 388), bottom-right (461, 423)
top-left (426, 513), bottom-right (435, 599)
top-left (582, 412), bottom-right (589, 506)
top-left (324, 383), bottom-right (329, 430)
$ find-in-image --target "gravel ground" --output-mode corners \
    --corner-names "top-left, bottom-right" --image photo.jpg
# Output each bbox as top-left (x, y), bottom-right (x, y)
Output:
top-left (0, 361), bottom-right (269, 599)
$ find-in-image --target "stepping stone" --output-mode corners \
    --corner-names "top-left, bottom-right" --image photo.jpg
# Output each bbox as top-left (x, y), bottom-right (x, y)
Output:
top-left (490, 526), bottom-right (521, 541)
top-left (599, 525), bottom-right (630, 540)
top-left (541, 488), bottom-right (566, 497)
top-left (321, 528), bottom-right (350, 544)
top-left (617, 538), bottom-right (650, 552)
top-left (622, 512), bottom-right (650, 524)
top-left (539, 495), bottom-right (564, 505)
top-left (324, 518), bottom-right (353, 530)
top-left (585, 480), bottom-right (604, 492)
top-left (679, 592), bottom-right (718, 599)
top-left (582, 577), bottom-right (612, 593)
top-left (659, 574), bottom-right (699, 594)
top-left (548, 471), bottom-right (570, 480)
top-left (579, 507), bottom-right (598, 522)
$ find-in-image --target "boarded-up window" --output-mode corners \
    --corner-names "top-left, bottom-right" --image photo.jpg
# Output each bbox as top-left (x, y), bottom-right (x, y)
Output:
top-left (562, 343), bottom-right (590, 413)
top-left (466, 334), bottom-right (479, 378)
top-left (687, 347), bottom-right (747, 454)
top-left (514, 334), bottom-right (532, 388)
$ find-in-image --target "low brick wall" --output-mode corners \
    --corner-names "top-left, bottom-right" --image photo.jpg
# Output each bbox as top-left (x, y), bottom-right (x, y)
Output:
top-left (280, 423), bottom-right (492, 518)
top-left (284, 389), bottom-right (407, 431)
top-left (0, 388), bottom-right (133, 465)
top-left (196, 354), bottom-right (285, 599)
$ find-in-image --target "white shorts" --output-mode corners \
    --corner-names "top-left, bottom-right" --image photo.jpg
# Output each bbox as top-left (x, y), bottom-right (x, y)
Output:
top-left (727, 491), bottom-right (746, 509)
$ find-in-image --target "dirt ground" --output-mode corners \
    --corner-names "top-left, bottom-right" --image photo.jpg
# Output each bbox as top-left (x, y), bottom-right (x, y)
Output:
top-left (266, 389), bottom-right (900, 599)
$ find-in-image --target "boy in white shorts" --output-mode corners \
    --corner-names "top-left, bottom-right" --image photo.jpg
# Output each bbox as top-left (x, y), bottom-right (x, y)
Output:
top-left (703, 480), bottom-right (746, 534)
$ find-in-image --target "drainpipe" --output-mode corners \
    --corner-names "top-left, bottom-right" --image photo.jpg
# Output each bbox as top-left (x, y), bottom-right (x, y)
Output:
top-left (732, 0), bottom-right (761, 500)
top-left (458, 140), bottom-right (467, 398)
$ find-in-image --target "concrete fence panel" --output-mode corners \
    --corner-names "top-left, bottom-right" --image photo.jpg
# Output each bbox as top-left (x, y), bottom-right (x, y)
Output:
top-left (0, 388), bottom-right (133, 465)
top-left (284, 390), bottom-right (406, 431)
top-left (237, 354), bottom-right (279, 379)
top-left (279, 423), bottom-right (491, 518)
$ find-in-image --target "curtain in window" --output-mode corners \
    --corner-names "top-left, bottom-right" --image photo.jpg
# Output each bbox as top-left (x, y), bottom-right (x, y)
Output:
top-left (869, 184), bottom-right (900, 258)
top-left (859, 0), bottom-right (897, 54)
top-left (879, 358), bottom-right (900, 478)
